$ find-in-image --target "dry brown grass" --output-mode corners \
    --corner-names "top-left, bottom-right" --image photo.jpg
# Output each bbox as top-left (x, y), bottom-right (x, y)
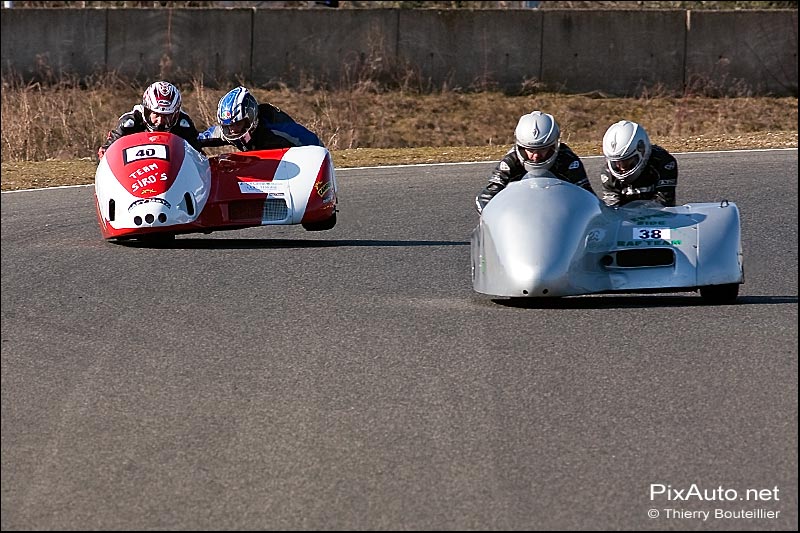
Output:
top-left (2, 75), bottom-right (798, 159)
top-left (1, 73), bottom-right (797, 191)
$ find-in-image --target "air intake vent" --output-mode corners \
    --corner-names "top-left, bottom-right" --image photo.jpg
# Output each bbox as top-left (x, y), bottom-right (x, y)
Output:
top-left (263, 198), bottom-right (288, 221)
top-left (613, 248), bottom-right (675, 268)
top-left (184, 192), bottom-right (194, 216)
top-left (228, 199), bottom-right (289, 222)
top-left (229, 200), bottom-right (264, 221)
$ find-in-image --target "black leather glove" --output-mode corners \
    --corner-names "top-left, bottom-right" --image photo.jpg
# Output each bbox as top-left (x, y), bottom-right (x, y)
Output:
top-left (475, 183), bottom-right (503, 214)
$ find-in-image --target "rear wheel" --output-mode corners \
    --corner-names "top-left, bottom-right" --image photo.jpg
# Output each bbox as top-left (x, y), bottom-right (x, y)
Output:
top-left (699, 283), bottom-right (739, 304)
top-left (302, 212), bottom-right (337, 231)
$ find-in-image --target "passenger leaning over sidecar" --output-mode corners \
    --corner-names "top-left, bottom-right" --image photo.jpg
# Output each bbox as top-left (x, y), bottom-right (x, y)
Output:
top-left (599, 120), bottom-right (678, 207)
top-left (198, 86), bottom-right (323, 152)
top-left (97, 81), bottom-right (204, 159)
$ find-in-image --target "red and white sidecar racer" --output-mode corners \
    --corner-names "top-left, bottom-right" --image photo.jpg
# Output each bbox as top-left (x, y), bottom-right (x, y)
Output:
top-left (94, 131), bottom-right (338, 241)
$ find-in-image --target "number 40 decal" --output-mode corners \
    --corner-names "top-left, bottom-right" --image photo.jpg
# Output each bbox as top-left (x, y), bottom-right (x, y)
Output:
top-left (123, 144), bottom-right (170, 164)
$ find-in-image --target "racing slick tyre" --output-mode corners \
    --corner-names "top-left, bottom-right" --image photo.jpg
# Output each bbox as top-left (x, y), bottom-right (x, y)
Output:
top-left (112, 233), bottom-right (176, 247)
top-left (302, 212), bottom-right (337, 231)
top-left (699, 283), bottom-right (739, 304)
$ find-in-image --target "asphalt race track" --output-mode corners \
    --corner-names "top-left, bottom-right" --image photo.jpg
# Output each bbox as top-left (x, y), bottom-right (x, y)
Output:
top-left (1, 149), bottom-right (797, 530)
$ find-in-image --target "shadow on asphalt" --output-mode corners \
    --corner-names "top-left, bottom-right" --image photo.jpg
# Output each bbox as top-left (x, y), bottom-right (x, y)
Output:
top-left (486, 294), bottom-right (797, 309)
top-left (113, 237), bottom-right (470, 249)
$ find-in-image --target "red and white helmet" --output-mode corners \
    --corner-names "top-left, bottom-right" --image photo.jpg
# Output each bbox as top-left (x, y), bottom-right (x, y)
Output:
top-left (142, 81), bottom-right (182, 131)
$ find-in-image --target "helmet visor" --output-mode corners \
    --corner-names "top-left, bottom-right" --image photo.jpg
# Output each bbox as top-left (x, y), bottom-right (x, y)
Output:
top-left (221, 118), bottom-right (252, 140)
top-left (146, 109), bottom-right (180, 131)
top-left (610, 153), bottom-right (641, 174)
top-left (521, 144), bottom-right (556, 163)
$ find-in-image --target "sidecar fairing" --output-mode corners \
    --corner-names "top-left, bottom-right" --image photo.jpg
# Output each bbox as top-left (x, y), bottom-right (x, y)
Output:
top-left (471, 172), bottom-right (744, 303)
top-left (94, 131), bottom-right (338, 241)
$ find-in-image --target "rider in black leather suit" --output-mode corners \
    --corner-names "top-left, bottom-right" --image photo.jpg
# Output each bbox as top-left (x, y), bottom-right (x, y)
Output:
top-left (599, 120), bottom-right (678, 207)
top-left (475, 111), bottom-right (595, 213)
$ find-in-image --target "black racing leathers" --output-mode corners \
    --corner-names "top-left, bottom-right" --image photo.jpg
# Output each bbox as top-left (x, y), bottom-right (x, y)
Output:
top-left (100, 104), bottom-right (204, 154)
top-left (197, 103), bottom-right (323, 151)
top-left (600, 145), bottom-right (678, 207)
top-left (475, 143), bottom-right (594, 213)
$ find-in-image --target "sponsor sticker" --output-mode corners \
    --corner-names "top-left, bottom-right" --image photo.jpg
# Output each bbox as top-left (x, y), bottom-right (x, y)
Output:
top-left (238, 181), bottom-right (286, 194)
top-left (129, 197), bottom-right (171, 211)
top-left (586, 228), bottom-right (606, 243)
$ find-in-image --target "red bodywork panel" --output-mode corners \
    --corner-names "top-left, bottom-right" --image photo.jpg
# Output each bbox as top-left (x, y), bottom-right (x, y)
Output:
top-left (301, 153), bottom-right (337, 223)
top-left (105, 132), bottom-right (185, 197)
top-left (95, 133), bottom-right (336, 240)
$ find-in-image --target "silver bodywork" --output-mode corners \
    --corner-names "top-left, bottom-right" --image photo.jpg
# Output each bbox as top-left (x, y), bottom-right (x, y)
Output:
top-left (471, 173), bottom-right (744, 299)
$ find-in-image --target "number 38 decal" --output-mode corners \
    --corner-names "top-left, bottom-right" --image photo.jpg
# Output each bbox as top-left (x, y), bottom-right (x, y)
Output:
top-left (633, 227), bottom-right (671, 240)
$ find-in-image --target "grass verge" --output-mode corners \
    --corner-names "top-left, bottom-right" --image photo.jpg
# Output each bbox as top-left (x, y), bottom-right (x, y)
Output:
top-left (2, 131), bottom-right (797, 192)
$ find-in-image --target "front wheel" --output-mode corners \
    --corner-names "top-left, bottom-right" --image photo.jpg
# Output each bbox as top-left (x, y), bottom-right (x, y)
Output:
top-left (699, 283), bottom-right (739, 304)
top-left (302, 212), bottom-right (337, 231)
top-left (125, 232), bottom-right (177, 247)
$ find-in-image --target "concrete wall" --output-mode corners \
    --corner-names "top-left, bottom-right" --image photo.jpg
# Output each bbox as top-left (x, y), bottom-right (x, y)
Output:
top-left (396, 10), bottom-right (539, 90)
top-left (107, 9), bottom-right (253, 84)
top-left (686, 10), bottom-right (798, 96)
top-left (1, 8), bottom-right (106, 82)
top-left (1, 7), bottom-right (797, 96)
top-left (541, 10), bottom-right (686, 95)
top-left (252, 9), bottom-right (400, 87)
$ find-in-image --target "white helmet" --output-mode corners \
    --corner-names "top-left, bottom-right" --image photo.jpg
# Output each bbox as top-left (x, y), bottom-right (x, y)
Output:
top-left (514, 111), bottom-right (560, 172)
top-left (602, 120), bottom-right (651, 182)
top-left (142, 81), bottom-right (182, 131)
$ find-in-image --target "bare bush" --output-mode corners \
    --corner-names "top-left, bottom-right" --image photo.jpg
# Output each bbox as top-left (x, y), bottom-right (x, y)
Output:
top-left (1, 67), bottom-right (797, 162)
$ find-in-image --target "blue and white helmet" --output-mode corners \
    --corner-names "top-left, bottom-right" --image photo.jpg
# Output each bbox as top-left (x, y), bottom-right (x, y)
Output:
top-left (217, 86), bottom-right (259, 142)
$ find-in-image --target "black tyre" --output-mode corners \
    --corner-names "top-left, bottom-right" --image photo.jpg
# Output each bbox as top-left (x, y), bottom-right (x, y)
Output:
top-left (135, 232), bottom-right (176, 247)
top-left (302, 212), bottom-right (337, 231)
top-left (699, 283), bottom-right (739, 304)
